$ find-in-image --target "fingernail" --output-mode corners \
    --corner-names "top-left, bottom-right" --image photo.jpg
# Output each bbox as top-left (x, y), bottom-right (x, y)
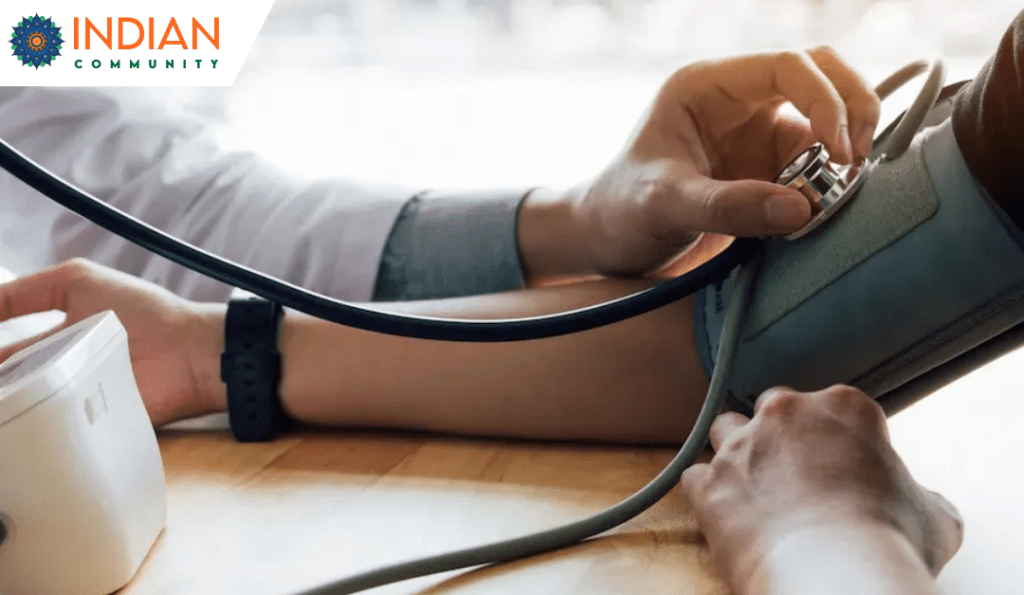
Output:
top-left (837, 125), bottom-right (853, 163)
top-left (855, 126), bottom-right (874, 159)
top-left (765, 193), bottom-right (810, 230)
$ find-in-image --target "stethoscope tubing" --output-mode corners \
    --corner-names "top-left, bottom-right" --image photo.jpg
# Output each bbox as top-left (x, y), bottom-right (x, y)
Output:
top-left (0, 137), bottom-right (756, 342)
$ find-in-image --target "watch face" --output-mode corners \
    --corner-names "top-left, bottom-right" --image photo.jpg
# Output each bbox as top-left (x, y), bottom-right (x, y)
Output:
top-left (0, 330), bottom-right (81, 391)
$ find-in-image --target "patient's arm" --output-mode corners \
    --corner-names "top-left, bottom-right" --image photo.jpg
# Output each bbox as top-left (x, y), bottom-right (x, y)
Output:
top-left (0, 258), bottom-right (709, 443)
top-left (192, 278), bottom-right (709, 443)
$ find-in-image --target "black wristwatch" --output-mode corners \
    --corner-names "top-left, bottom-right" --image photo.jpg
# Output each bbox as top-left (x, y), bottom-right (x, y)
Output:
top-left (221, 296), bottom-right (288, 442)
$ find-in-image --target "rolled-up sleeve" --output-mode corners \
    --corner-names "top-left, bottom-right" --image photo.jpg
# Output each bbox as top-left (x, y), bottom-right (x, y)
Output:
top-left (1, 87), bottom-right (533, 304)
top-left (373, 189), bottom-right (530, 301)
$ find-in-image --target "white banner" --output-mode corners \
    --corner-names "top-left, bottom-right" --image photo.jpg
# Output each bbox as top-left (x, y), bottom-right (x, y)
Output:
top-left (2, 1), bottom-right (274, 86)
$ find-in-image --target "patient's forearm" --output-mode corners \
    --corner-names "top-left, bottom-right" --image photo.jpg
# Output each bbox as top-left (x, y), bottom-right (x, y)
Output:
top-left (196, 280), bottom-right (708, 443)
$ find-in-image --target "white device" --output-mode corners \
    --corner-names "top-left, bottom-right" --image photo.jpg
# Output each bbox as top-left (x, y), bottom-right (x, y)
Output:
top-left (0, 311), bottom-right (167, 595)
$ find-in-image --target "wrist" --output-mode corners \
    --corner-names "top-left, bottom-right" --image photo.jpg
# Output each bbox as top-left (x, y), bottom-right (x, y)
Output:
top-left (186, 302), bottom-right (228, 416)
top-left (516, 186), bottom-right (591, 284)
top-left (743, 520), bottom-right (937, 595)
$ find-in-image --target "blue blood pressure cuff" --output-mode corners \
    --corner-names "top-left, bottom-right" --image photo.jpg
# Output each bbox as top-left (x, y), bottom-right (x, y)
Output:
top-left (696, 118), bottom-right (1024, 415)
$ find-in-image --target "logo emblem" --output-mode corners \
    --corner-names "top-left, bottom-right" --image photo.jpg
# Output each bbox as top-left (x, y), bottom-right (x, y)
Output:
top-left (11, 14), bottom-right (63, 69)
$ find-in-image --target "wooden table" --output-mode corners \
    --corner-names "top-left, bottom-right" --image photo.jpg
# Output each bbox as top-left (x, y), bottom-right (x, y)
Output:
top-left (124, 420), bottom-right (724, 595)
top-left (124, 360), bottom-right (1024, 595)
top-left (1, 264), bottom-right (1021, 595)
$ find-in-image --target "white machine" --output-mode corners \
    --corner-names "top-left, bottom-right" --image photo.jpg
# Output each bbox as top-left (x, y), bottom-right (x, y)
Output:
top-left (0, 311), bottom-right (167, 595)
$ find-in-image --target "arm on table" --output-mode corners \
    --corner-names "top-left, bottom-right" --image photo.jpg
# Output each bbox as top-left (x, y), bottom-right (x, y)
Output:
top-left (0, 258), bottom-right (709, 444)
top-left (194, 278), bottom-right (710, 443)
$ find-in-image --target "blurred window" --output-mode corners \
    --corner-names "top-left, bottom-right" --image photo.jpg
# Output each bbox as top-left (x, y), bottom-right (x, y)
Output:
top-left (154, 0), bottom-right (1021, 188)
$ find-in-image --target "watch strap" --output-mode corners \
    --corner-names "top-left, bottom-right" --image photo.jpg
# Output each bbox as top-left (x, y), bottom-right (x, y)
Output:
top-left (221, 297), bottom-right (287, 442)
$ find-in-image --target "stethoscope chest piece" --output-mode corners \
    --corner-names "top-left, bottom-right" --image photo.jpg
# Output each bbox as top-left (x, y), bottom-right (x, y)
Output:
top-left (776, 143), bottom-right (874, 240)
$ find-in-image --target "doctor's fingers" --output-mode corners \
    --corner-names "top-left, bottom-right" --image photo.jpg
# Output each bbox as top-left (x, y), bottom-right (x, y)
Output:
top-left (700, 50), bottom-right (856, 163)
top-left (806, 46), bottom-right (881, 160)
top-left (660, 173), bottom-right (811, 237)
top-left (680, 462), bottom-right (712, 510)
top-left (709, 411), bottom-right (750, 452)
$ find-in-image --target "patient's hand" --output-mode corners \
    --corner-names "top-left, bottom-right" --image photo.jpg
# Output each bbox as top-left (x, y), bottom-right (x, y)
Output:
top-left (0, 258), bottom-right (212, 425)
top-left (681, 385), bottom-right (963, 594)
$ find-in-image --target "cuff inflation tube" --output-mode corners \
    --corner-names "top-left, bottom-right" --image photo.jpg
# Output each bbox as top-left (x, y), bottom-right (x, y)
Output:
top-left (0, 57), bottom-right (940, 595)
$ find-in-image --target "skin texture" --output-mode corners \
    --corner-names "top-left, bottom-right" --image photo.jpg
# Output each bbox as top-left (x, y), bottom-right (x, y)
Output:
top-left (681, 386), bottom-right (963, 595)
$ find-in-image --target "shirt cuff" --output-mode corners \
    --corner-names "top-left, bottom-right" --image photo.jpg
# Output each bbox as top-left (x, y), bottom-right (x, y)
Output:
top-left (373, 189), bottom-right (532, 301)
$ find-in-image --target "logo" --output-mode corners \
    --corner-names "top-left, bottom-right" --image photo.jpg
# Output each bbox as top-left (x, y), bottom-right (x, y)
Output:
top-left (2, 1), bottom-right (274, 86)
top-left (11, 14), bottom-right (63, 68)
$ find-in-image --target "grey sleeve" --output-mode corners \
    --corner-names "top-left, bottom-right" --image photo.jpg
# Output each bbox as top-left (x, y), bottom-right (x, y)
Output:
top-left (372, 189), bottom-right (533, 301)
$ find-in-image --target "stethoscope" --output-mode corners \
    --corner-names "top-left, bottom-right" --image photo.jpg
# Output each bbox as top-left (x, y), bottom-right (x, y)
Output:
top-left (0, 57), bottom-right (943, 595)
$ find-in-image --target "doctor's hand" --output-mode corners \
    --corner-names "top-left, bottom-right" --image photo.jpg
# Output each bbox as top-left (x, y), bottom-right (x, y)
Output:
top-left (681, 386), bottom-right (963, 595)
top-left (0, 259), bottom-right (211, 426)
top-left (518, 47), bottom-right (880, 282)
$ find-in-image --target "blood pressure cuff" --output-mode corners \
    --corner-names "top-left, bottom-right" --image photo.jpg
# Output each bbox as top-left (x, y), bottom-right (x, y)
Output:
top-left (696, 117), bottom-right (1024, 415)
